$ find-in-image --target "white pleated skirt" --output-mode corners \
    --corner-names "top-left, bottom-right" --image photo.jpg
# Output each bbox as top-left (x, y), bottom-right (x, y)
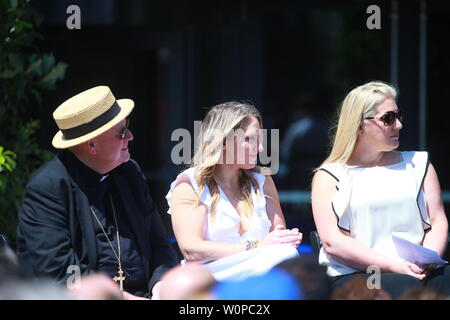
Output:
top-left (202, 244), bottom-right (299, 282)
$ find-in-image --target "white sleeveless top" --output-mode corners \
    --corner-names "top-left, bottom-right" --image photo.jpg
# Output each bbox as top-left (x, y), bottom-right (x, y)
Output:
top-left (318, 151), bottom-right (431, 277)
top-left (165, 167), bottom-right (272, 243)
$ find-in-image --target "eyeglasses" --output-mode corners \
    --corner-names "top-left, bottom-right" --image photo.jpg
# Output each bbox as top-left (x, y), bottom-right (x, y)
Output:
top-left (117, 118), bottom-right (130, 139)
top-left (364, 110), bottom-right (403, 126)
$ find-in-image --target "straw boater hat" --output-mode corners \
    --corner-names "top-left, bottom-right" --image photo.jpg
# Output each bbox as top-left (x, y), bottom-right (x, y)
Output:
top-left (52, 86), bottom-right (134, 149)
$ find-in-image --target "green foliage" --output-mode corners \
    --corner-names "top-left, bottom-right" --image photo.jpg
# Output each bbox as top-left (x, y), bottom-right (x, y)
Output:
top-left (0, 146), bottom-right (16, 175)
top-left (0, 0), bottom-right (67, 243)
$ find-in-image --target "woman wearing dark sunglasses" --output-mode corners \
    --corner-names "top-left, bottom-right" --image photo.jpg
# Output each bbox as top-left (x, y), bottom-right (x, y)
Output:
top-left (311, 81), bottom-right (450, 299)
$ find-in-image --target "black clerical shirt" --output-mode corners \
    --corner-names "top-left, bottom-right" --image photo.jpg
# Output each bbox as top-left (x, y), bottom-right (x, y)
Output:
top-left (17, 150), bottom-right (178, 299)
top-left (73, 157), bottom-right (148, 296)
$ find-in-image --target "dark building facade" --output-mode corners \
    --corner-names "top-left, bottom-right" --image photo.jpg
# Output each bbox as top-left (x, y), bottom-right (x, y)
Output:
top-left (33, 0), bottom-right (450, 253)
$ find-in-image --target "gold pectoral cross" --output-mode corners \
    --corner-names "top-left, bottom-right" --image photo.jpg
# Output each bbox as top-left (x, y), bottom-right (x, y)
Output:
top-left (113, 268), bottom-right (126, 291)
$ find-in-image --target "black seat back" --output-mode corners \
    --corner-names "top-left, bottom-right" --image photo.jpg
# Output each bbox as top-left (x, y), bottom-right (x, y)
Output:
top-left (0, 234), bottom-right (8, 249)
top-left (309, 231), bottom-right (322, 259)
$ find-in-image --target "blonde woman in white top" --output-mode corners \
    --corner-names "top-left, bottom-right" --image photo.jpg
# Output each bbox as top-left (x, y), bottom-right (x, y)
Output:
top-left (312, 81), bottom-right (450, 298)
top-left (166, 102), bottom-right (301, 281)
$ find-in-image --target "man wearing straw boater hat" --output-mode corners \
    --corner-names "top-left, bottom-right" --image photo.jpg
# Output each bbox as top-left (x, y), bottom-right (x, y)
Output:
top-left (16, 86), bottom-right (177, 299)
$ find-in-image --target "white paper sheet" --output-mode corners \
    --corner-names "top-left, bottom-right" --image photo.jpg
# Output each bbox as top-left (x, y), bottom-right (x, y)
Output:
top-left (392, 234), bottom-right (448, 266)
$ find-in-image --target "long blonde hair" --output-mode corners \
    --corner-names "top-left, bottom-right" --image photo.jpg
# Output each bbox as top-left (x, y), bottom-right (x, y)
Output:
top-left (321, 81), bottom-right (398, 166)
top-left (192, 101), bottom-right (263, 224)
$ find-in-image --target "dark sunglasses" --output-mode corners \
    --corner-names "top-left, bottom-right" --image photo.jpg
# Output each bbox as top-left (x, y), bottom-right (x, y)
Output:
top-left (365, 110), bottom-right (403, 126)
top-left (117, 118), bottom-right (130, 139)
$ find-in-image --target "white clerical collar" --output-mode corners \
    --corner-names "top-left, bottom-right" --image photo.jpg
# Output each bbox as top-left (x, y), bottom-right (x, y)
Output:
top-left (99, 174), bottom-right (110, 182)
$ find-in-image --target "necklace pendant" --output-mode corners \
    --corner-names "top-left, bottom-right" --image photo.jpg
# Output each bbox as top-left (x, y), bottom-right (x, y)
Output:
top-left (113, 267), bottom-right (126, 291)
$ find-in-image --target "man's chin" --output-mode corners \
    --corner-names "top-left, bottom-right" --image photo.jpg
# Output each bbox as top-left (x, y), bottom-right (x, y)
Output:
top-left (121, 152), bottom-right (131, 163)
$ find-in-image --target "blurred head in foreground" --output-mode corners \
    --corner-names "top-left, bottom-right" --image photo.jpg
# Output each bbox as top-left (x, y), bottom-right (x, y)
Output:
top-left (159, 263), bottom-right (216, 300)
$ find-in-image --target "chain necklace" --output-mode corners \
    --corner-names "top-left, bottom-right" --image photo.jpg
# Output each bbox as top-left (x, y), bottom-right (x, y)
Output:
top-left (90, 193), bottom-right (126, 291)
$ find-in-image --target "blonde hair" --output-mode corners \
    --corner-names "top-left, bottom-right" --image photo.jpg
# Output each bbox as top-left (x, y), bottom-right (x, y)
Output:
top-left (321, 81), bottom-right (397, 166)
top-left (192, 101), bottom-right (263, 225)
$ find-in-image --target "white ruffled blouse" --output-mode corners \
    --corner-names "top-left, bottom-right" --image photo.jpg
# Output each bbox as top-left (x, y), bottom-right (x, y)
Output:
top-left (165, 167), bottom-right (272, 243)
top-left (318, 151), bottom-right (431, 277)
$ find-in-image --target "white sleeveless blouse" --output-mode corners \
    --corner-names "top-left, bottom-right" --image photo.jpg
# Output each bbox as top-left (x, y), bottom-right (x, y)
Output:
top-left (318, 151), bottom-right (431, 277)
top-left (165, 167), bottom-right (272, 243)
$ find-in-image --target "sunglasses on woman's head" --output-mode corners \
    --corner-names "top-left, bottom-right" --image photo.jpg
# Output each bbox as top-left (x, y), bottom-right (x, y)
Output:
top-left (365, 110), bottom-right (403, 126)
